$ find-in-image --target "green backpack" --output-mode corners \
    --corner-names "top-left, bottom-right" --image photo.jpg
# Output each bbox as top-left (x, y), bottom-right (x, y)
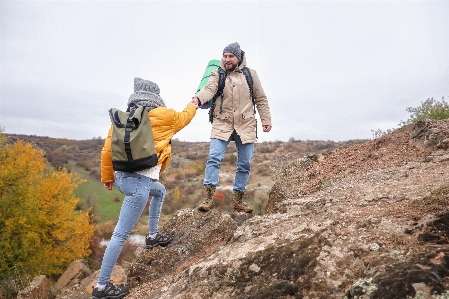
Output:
top-left (109, 106), bottom-right (158, 172)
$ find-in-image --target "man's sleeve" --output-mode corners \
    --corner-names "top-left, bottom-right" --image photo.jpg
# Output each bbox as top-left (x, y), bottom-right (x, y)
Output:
top-left (194, 70), bottom-right (219, 106)
top-left (251, 69), bottom-right (272, 126)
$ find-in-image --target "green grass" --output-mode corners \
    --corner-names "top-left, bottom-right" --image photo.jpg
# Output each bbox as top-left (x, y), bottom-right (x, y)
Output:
top-left (69, 162), bottom-right (123, 222)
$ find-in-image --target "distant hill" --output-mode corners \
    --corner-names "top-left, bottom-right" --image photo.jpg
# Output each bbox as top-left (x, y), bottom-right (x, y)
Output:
top-left (5, 133), bottom-right (368, 222)
top-left (5, 133), bottom-right (368, 175)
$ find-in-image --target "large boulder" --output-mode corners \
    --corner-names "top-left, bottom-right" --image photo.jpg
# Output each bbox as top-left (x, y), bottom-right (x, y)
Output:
top-left (411, 119), bottom-right (449, 149)
top-left (17, 275), bottom-right (53, 299)
top-left (53, 259), bottom-right (92, 293)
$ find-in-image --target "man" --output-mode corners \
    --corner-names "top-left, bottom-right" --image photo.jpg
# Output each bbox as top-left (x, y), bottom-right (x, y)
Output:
top-left (93, 77), bottom-right (197, 299)
top-left (191, 42), bottom-right (272, 213)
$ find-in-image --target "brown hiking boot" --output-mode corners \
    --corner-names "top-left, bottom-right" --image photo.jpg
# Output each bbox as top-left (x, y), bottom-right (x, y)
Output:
top-left (232, 191), bottom-right (253, 213)
top-left (198, 185), bottom-right (216, 212)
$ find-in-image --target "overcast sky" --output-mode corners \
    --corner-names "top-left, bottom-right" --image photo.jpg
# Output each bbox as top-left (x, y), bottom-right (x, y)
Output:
top-left (1, 0), bottom-right (449, 143)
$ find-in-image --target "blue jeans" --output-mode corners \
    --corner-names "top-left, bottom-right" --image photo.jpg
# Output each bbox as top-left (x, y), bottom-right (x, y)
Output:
top-left (203, 131), bottom-right (254, 192)
top-left (98, 172), bottom-right (166, 285)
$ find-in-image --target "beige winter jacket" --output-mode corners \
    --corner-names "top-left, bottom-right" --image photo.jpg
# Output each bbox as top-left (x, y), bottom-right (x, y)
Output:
top-left (195, 55), bottom-right (271, 144)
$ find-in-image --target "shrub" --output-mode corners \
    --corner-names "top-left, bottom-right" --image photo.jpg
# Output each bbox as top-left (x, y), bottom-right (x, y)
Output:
top-left (256, 164), bottom-right (269, 175)
top-left (89, 168), bottom-right (100, 181)
top-left (175, 172), bottom-right (185, 180)
top-left (0, 268), bottom-right (32, 299)
top-left (45, 149), bottom-right (69, 169)
top-left (400, 97), bottom-right (449, 126)
top-left (186, 161), bottom-right (204, 176)
top-left (180, 184), bottom-right (194, 196)
top-left (372, 96), bottom-right (449, 138)
top-left (229, 153), bottom-right (236, 165)
top-left (253, 192), bottom-right (269, 215)
top-left (87, 236), bottom-right (106, 270)
top-left (94, 221), bottom-right (116, 239)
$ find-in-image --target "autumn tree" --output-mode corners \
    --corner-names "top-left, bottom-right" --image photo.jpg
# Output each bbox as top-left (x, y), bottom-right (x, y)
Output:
top-left (0, 132), bottom-right (94, 279)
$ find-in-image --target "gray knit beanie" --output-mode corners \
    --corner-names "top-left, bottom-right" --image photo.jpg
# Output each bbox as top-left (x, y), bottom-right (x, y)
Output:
top-left (223, 42), bottom-right (242, 61)
top-left (127, 77), bottom-right (166, 111)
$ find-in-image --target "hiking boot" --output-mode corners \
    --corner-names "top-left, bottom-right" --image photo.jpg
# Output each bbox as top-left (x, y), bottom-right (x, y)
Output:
top-left (232, 191), bottom-right (253, 213)
top-left (145, 232), bottom-right (173, 249)
top-left (91, 281), bottom-right (129, 299)
top-left (198, 185), bottom-right (216, 212)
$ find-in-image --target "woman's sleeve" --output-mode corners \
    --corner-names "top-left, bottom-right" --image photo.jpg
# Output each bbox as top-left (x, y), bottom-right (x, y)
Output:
top-left (100, 125), bottom-right (114, 183)
top-left (173, 104), bottom-right (197, 134)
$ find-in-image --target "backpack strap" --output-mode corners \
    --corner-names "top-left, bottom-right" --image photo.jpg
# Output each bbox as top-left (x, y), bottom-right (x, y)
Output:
top-left (209, 67), bottom-right (227, 123)
top-left (242, 67), bottom-right (258, 139)
top-left (124, 109), bottom-right (136, 161)
top-left (242, 67), bottom-right (255, 114)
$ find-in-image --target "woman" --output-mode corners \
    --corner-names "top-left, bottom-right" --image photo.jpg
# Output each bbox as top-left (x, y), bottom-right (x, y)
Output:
top-left (92, 77), bottom-right (197, 299)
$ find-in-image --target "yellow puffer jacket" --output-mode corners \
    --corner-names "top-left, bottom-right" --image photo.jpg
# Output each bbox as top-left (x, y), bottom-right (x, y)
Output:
top-left (101, 104), bottom-right (197, 183)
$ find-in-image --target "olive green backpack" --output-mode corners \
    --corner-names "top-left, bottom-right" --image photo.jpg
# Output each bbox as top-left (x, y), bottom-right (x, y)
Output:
top-left (109, 106), bottom-right (158, 172)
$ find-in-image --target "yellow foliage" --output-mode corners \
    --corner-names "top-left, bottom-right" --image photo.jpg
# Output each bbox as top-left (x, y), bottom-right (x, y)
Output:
top-left (0, 135), bottom-right (94, 278)
top-left (173, 186), bottom-right (181, 202)
top-left (185, 161), bottom-right (204, 176)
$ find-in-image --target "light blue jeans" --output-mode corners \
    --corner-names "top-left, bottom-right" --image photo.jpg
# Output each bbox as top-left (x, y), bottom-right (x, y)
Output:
top-left (98, 171), bottom-right (166, 285)
top-left (203, 130), bottom-right (254, 192)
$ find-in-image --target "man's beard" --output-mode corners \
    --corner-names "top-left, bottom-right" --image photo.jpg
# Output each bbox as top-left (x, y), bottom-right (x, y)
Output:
top-left (225, 62), bottom-right (238, 72)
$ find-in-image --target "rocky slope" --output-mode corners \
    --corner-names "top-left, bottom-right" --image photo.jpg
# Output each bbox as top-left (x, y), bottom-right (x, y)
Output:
top-left (36, 119), bottom-right (449, 299)
top-left (122, 119), bottom-right (449, 299)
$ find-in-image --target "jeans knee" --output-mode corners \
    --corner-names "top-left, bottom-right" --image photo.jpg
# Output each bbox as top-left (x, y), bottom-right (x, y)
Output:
top-left (237, 161), bottom-right (251, 172)
top-left (150, 181), bottom-right (166, 198)
top-left (111, 230), bottom-right (129, 243)
top-left (208, 153), bottom-right (224, 165)
top-left (159, 184), bottom-right (166, 195)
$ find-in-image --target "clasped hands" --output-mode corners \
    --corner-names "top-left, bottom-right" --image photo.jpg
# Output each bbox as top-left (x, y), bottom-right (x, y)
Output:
top-left (190, 97), bottom-right (200, 109)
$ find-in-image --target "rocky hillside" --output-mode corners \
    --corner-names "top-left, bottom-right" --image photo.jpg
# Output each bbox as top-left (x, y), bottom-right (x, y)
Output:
top-left (18, 119), bottom-right (449, 298)
top-left (124, 119), bottom-right (449, 299)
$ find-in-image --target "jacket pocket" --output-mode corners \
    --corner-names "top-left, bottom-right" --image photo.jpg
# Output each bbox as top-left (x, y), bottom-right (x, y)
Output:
top-left (214, 111), bottom-right (230, 120)
top-left (242, 111), bottom-right (254, 120)
top-left (241, 110), bottom-right (257, 134)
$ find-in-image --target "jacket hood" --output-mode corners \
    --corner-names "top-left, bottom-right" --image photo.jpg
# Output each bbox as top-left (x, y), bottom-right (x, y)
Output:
top-left (220, 50), bottom-right (247, 72)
